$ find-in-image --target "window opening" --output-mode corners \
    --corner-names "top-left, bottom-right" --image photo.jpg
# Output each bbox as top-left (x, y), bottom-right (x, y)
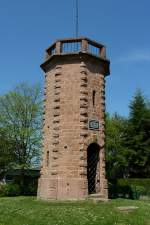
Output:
top-left (46, 151), bottom-right (49, 167)
top-left (93, 90), bottom-right (96, 106)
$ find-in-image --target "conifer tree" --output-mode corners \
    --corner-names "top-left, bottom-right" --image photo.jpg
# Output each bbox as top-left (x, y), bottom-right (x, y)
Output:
top-left (125, 90), bottom-right (150, 177)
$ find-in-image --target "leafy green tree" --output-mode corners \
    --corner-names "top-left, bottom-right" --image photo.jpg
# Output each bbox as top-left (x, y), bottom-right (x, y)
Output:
top-left (0, 127), bottom-right (13, 179)
top-left (105, 113), bottom-right (128, 179)
top-left (0, 83), bottom-right (42, 186)
top-left (125, 90), bottom-right (150, 177)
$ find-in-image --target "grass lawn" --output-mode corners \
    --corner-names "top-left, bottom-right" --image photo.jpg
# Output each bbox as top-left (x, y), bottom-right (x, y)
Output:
top-left (0, 197), bottom-right (150, 225)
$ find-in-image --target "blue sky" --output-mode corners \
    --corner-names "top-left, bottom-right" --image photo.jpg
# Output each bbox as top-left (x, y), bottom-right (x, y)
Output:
top-left (0, 0), bottom-right (150, 116)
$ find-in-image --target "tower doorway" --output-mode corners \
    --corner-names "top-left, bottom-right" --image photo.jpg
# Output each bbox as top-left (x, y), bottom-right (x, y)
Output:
top-left (87, 143), bottom-right (100, 194)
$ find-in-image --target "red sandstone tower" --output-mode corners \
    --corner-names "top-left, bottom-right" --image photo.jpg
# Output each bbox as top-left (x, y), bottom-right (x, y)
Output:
top-left (38, 37), bottom-right (110, 200)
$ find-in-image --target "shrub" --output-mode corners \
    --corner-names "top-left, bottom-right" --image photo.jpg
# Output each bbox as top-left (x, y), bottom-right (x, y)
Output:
top-left (130, 185), bottom-right (146, 200)
top-left (108, 178), bottom-right (149, 199)
top-left (118, 179), bottom-right (150, 197)
top-left (0, 183), bottom-right (21, 197)
top-left (117, 184), bottom-right (132, 199)
top-left (23, 184), bottom-right (37, 196)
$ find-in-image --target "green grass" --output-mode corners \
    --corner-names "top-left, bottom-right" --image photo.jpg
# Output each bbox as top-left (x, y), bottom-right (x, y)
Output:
top-left (0, 197), bottom-right (150, 225)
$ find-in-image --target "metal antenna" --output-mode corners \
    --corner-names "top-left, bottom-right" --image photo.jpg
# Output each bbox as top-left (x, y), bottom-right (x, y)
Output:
top-left (76, 0), bottom-right (79, 37)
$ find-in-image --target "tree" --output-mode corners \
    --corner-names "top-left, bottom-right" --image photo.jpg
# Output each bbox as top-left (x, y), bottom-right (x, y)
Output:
top-left (0, 127), bottom-right (13, 179)
top-left (105, 113), bottom-right (128, 179)
top-left (125, 90), bottom-right (150, 177)
top-left (0, 83), bottom-right (42, 186)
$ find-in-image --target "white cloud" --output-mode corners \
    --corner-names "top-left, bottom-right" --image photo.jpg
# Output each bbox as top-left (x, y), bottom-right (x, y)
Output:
top-left (113, 50), bottom-right (150, 64)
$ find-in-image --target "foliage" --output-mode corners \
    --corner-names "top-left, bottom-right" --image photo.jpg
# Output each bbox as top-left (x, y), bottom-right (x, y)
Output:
top-left (124, 90), bottom-right (150, 177)
top-left (0, 184), bottom-right (21, 197)
top-left (0, 83), bottom-right (43, 187)
top-left (23, 183), bottom-right (37, 196)
top-left (0, 181), bottom-right (37, 197)
top-left (106, 90), bottom-right (150, 179)
top-left (118, 178), bottom-right (150, 196)
top-left (109, 178), bottom-right (149, 199)
top-left (105, 113), bottom-right (128, 179)
top-left (0, 128), bottom-right (14, 179)
top-left (130, 185), bottom-right (145, 200)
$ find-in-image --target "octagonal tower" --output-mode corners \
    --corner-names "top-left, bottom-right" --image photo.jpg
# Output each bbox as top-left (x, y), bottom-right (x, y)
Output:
top-left (38, 37), bottom-right (110, 200)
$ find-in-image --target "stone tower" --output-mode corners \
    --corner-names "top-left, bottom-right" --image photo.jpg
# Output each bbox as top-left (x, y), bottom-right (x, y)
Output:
top-left (38, 37), bottom-right (110, 200)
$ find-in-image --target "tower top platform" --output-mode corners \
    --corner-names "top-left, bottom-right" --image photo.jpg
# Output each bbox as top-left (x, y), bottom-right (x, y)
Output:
top-left (41, 37), bottom-right (110, 75)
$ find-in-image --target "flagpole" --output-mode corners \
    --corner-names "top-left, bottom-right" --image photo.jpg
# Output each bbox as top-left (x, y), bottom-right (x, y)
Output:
top-left (76, 0), bottom-right (79, 37)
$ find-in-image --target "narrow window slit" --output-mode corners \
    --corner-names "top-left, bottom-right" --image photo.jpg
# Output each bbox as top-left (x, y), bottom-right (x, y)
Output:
top-left (46, 151), bottom-right (49, 166)
top-left (93, 90), bottom-right (96, 106)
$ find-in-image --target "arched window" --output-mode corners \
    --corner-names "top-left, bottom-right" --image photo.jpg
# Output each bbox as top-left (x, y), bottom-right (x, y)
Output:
top-left (87, 143), bottom-right (100, 194)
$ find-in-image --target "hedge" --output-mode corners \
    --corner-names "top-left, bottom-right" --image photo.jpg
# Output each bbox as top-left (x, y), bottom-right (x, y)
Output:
top-left (118, 179), bottom-right (150, 196)
top-left (108, 178), bottom-right (150, 199)
top-left (0, 184), bottom-right (21, 197)
top-left (0, 183), bottom-right (37, 197)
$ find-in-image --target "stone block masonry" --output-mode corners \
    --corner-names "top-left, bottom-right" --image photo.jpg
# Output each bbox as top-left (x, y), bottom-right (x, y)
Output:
top-left (37, 37), bottom-right (110, 200)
